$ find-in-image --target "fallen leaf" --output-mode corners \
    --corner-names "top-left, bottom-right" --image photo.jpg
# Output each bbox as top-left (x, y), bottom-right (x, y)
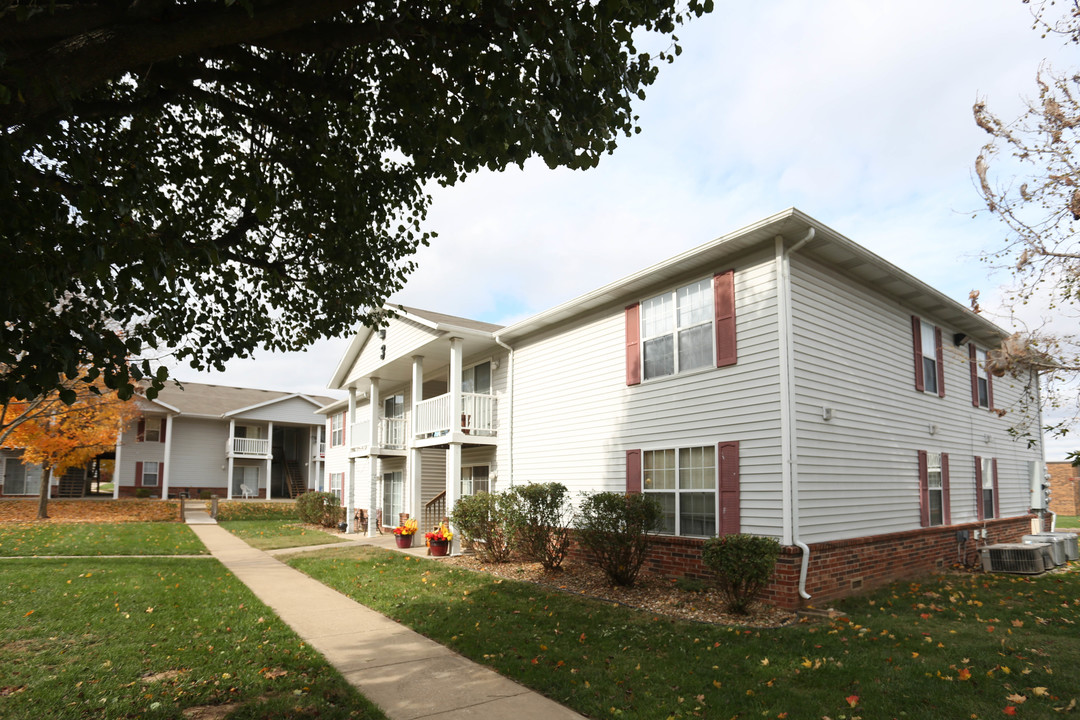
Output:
top-left (846, 695), bottom-right (859, 708)
top-left (1007, 694), bottom-right (1027, 705)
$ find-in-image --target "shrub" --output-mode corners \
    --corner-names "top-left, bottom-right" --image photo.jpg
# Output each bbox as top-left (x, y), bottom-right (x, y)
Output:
top-left (576, 491), bottom-right (663, 586)
top-left (134, 488), bottom-right (151, 499)
top-left (450, 491), bottom-right (514, 562)
top-left (701, 534), bottom-right (782, 614)
top-left (296, 492), bottom-right (344, 528)
top-left (214, 501), bottom-right (300, 522)
top-left (505, 482), bottom-right (574, 571)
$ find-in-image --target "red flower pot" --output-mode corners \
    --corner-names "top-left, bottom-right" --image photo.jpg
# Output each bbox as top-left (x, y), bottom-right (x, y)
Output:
top-left (395, 534), bottom-right (414, 549)
top-left (429, 540), bottom-right (449, 557)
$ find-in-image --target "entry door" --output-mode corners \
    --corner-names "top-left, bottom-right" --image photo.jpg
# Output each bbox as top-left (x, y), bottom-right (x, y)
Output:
top-left (382, 471), bottom-right (404, 524)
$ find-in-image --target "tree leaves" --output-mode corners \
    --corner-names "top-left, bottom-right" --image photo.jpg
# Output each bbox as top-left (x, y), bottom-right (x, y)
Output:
top-left (0, 0), bottom-right (713, 401)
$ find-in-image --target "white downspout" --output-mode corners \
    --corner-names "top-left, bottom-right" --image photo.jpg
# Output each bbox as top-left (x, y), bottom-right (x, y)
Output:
top-left (777, 228), bottom-right (815, 600)
top-left (494, 336), bottom-right (514, 488)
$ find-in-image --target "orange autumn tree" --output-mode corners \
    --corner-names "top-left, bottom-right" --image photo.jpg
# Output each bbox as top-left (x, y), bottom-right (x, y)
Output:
top-left (1, 381), bottom-right (138, 519)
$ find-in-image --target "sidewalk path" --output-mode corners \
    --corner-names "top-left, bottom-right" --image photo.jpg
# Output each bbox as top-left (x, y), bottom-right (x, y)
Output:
top-left (184, 506), bottom-right (584, 720)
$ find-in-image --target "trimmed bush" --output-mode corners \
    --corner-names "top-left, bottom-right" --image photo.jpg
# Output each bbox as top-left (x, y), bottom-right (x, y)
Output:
top-left (701, 534), bottom-right (782, 614)
top-left (214, 501), bottom-right (300, 522)
top-left (505, 482), bottom-right (573, 571)
top-left (134, 488), bottom-right (151, 499)
top-left (450, 491), bottom-right (514, 563)
top-left (576, 491), bottom-right (663, 586)
top-left (295, 492), bottom-right (344, 528)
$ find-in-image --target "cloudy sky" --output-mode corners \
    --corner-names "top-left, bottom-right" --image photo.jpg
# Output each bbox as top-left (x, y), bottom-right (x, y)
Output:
top-left (173, 1), bottom-right (1078, 456)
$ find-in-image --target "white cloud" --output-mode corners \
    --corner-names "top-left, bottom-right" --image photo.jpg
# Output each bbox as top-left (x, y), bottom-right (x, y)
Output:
top-left (175, 0), bottom-right (1080, 451)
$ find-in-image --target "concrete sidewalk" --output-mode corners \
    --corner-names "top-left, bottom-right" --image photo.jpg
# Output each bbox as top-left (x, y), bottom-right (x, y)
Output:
top-left (184, 506), bottom-right (584, 720)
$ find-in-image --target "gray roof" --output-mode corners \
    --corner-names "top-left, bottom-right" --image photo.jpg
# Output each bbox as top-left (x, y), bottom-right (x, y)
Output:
top-left (390, 305), bottom-right (503, 333)
top-left (153, 381), bottom-right (336, 417)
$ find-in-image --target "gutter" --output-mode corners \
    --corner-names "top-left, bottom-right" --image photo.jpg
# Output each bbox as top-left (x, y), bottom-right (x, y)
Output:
top-left (776, 228), bottom-right (815, 600)
top-left (493, 335), bottom-right (515, 487)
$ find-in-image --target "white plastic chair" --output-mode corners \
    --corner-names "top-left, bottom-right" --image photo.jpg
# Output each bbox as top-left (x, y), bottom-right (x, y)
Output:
top-left (240, 483), bottom-right (255, 499)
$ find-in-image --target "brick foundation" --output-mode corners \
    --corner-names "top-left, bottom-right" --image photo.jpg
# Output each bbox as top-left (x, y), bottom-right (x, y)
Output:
top-left (1047, 462), bottom-right (1080, 516)
top-left (571, 515), bottom-right (1051, 610)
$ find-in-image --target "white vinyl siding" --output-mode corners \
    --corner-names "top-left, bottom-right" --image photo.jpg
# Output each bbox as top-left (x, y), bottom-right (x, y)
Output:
top-left (166, 418), bottom-right (229, 489)
top-left (510, 250), bottom-right (782, 536)
top-left (788, 253), bottom-right (1043, 542)
top-left (233, 396), bottom-right (324, 424)
top-left (346, 317), bottom-right (440, 386)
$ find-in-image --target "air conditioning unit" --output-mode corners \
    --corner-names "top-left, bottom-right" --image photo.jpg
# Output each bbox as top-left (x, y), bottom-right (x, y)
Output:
top-left (1023, 535), bottom-right (1067, 566)
top-left (980, 543), bottom-right (1050, 575)
top-left (1042, 531), bottom-right (1079, 561)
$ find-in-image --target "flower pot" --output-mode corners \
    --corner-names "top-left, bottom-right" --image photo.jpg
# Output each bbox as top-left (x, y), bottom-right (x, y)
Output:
top-left (395, 534), bottom-right (414, 549)
top-left (429, 539), bottom-right (449, 557)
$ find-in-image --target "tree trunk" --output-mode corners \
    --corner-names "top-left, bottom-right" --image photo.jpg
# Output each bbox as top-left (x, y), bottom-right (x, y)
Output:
top-left (37, 465), bottom-right (52, 519)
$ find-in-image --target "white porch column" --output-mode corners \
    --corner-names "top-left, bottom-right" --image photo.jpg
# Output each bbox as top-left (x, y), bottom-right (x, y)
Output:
top-left (161, 414), bottom-right (174, 500)
top-left (112, 430), bottom-right (122, 499)
top-left (446, 337), bottom-right (464, 552)
top-left (449, 337), bottom-right (463, 439)
top-left (368, 378), bottom-right (381, 449)
top-left (346, 387), bottom-right (357, 532)
top-left (445, 442), bottom-right (461, 553)
top-left (226, 419), bottom-right (235, 499)
top-left (409, 355), bottom-right (424, 521)
top-left (264, 421), bottom-right (273, 499)
top-left (367, 379), bottom-right (381, 537)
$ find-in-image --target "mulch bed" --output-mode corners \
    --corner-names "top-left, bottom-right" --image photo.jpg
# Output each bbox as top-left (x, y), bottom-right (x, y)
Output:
top-left (441, 554), bottom-right (797, 628)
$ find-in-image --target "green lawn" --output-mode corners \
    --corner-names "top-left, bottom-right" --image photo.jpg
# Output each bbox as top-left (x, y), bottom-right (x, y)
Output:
top-left (0, 522), bottom-right (207, 556)
top-left (0, 557), bottom-right (387, 719)
top-left (1055, 515), bottom-right (1080, 528)
top-left (289, 546), bottom-right (1080, 719)
top-left (219, 520), bottom-right (346, 551)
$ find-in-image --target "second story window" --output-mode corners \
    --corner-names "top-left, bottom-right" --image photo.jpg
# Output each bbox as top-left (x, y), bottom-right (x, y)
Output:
top-left (642, 278), bottom-right (714, 380)
top-left (970, 345), bottom-right (993, 409)
top-left (330, 412), bottom-right (344, 447)
top-left (911, 316), bottom-right (944, 397)
top-left (462, 361), bottom-right (492, 394)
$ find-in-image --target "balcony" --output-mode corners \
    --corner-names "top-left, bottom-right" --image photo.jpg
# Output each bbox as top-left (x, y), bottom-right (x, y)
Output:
top-left (414, 392), bottom-right (497, 438)
top-left (351, 415), bottom-right (409, 453)
top-left (228, 436), bottom-right (270, 457)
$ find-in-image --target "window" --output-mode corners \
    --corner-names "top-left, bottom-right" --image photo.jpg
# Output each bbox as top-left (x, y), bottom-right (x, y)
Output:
top-left (918, 451), bottom-right (950, 526)
top-left (329, 472), bottom-right (345, 501)
top-left (382, 471), bottom-right (404, 522)
top-left (384, 394), bottom-right (404, 419)
top-left (460, 465), bottom-right (490, 497)
top-left (911, 317), bottom-right (944, 397)
top-left (625, 270), bottom-right (735, 386)
top-left (462, 361), bottom-right (492, 394)
top-left (232, 465), bottom-right (259, 496)
top-left (137, 416), bottom-right (166, 443)
top-left (642, 446), bottom-right (717, 536)
top-left (976, 456), bottom-right (998, 520)
top-left (970, 345), bottom-right (993, 409)
top-left (142, 461), bottom-right (159, 487)
top-left (641, 279), bottom-right (715, 380)
top-left (330, 413), bottom-right (344, 447)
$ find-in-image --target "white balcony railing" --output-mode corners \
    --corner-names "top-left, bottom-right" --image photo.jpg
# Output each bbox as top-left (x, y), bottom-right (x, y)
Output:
top-left (315, 442), bottom-right (326, 459)
top-left (413, 392), bottom-right (497, 438)
top-left (229, 437), bottom-right (270, 456)
top-left (351, 419), bottom-right (370, 451)
top-left (381, 416), bottom-right (408, 449)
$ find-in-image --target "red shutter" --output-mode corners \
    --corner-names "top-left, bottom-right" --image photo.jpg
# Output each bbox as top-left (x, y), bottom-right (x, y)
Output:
top-left (969, 344), bottom-right (980, 407)
top-left (135, 461), bottom-right (143, 488)
top-left (974, 456), bottom-right (984, 521)
top-left (625, 304), bottom-right (641, 386)
top-left (941, 452), bottom-right (951, 525)
top-left (714, 270), bottom-right (737, 367)
top-left (934, 326), bottom-right (945, 398)
top-left (718, 441), bottom-right (740, 535)
top-left (992, 458), bottom-right (1000, 519)
top-left (136, 418), bottom-right (145, 443)
top-left (912, 316), bottom-right (925, 392)
top-left (159, 417), bottom-right (167, 443)
top-left (625, 449), bottom-right (641, 494)
top-left (917, 450), bottom-right (930, 527)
